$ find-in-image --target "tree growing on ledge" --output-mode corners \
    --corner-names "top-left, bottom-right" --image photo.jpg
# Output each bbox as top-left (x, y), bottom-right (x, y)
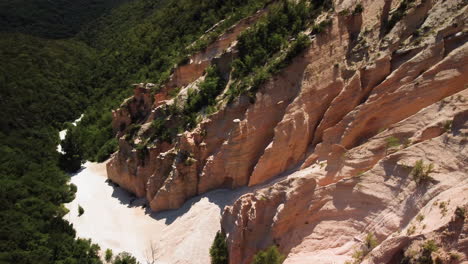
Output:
top-left (210, 231), bottom-right (229, 264)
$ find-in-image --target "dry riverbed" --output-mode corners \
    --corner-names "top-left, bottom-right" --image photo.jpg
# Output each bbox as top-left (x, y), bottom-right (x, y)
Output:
top-left (64, 161), bottom-right (244, 264)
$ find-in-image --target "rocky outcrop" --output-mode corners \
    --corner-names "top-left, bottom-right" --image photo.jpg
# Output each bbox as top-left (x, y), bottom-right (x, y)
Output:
top-left (107, 0), bottom-right (467, 261)
top-left (152, 9), bottom-right (267, 106)
top-left (223, 89), bottom-right (468, 263)
top-left (111, 83), bottom-right (154, 137)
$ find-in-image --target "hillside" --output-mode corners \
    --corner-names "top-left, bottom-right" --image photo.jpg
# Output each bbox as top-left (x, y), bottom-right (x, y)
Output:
top-left (0, 33), bottom-right (101, 263)
top-left (69, 0), bottom-right (274, 163)
top-left (104, 0), bottom-right (468, 263)
top-left (0, 0), bottom-right (280, 263)
top-left (1, 0), bottom-right (467, 263)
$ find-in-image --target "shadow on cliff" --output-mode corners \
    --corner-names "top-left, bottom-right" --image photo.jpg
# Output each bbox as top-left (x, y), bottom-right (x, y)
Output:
top-left (106, 180), bottom-right (148, 208)
top-left (148, 187), bottom-right (252, 225)
top-left (105, 178), bottom-right (252, 225)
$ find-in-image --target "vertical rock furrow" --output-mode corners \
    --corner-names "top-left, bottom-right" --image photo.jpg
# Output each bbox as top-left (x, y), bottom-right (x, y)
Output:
top-left (249, 15), bottom-right (352, 186)
top-left (223, 88), bottom-right (468, 263)
top-left (200, 51), bottom-right (309, 192)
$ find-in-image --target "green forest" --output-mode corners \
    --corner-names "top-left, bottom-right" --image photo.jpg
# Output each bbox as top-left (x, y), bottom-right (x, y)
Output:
top-left (0, 0), bottom-right (328, 263)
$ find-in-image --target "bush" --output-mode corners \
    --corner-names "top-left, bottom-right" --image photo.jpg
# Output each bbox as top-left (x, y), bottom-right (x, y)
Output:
top-left (135, 143), bottom-right (149, 163)
top-left (96, 138), bottom-right (118, 162)
top-left (78, 205), bottom-right (85, 216)
top-left (285, 34), bottom-right (310, 63)
top-left (455, 206), bottom-right (466, 219)
top-left (443, 120), bottom-right (452, 132)
top-left (210, 231), bottom-right (228, 264)
top-left (59, 126), bottom-right (85, 173)
top-left (105, 249), bottom-right (113, 263)
top-left (185, 66), bottom-right (226, 114)
top-left (386, 136), bottom-right (401, 148)
top-left (411, 160), bottom-right (434, 184)
top-left (150, 116), bottom-right (172, 143)
top-left (252, 246), bottom-right (285, 264)
top-left (364, 232), bottom-right (378, 251)
top-left (339, 9), bottom-right (350, 16)
top-left (353, 3), bottom-right (364, 15)
top-left (124, 124), bottom-right (141, 141)
top-left (385, 0), bottom-right (415, 34)
top-left (311, 19), bottom-right (332, 34)
top-left (418, 240), bottom-right (438, 264)
top-left (347, 232), bottom-right (378, 264)
top-left (113, 252), bottom-right (139, 264)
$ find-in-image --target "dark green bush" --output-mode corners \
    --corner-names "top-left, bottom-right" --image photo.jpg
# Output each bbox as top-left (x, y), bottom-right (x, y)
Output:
top-left (418, 240), bottom-right (438, 264)
top-left (353, 3), bottom-right (364, 15)
top-left (210, 231), bottom-right (229, 264)
top-left (78, 205), bottom-right (85, 216)
top-left (59, 126), bottom-right (84, 173)
top-left (113, 252), bottom-right (139, 264)
top-left (96, 138), bottom-right (118, 162)
top-left (105, 249), bottom-right (113, 263)
top-left (252, 246), bottom-right (285, 264)
top-left (385, 0), bottom-right (415, 34)
top-left (455, 206), bottom-right (466, 219)
top-left (184, 66), bottom-right (226, 115)
top-left (311, 19), bottom-right (332, 34)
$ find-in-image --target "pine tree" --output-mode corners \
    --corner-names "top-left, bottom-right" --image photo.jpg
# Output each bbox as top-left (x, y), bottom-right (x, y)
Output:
top-left (210, 231), bottom-right (229, 264)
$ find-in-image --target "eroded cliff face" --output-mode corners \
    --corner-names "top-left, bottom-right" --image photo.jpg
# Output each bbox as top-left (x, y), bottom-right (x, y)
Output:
top-left (107, 0), bottom-right (467, 262)
top-left (223, 88), bottom-right (468, 263)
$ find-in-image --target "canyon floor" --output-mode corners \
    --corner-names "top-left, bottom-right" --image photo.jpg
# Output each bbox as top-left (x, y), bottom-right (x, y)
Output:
top-left (64, 161), bottom-right (247, 264)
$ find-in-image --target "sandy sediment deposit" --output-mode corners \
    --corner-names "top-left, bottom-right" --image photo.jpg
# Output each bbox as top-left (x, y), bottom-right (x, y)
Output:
top-left (65, 162), bottom-right (245, 264)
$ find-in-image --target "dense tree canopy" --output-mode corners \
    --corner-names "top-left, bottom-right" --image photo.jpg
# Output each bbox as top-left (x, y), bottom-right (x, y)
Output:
top-left (0, 32), bottom-right (103, 263)
top-left (0, 0), bottom-right (130, 38)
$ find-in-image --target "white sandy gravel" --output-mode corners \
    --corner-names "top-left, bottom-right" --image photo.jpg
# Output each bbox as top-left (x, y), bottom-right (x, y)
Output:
top-left (65, 162), bottom-right (245, 264)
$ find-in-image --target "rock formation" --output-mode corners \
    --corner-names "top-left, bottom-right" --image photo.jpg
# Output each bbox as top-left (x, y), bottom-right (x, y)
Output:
top-left (107, 0), bottom-right (467, 262)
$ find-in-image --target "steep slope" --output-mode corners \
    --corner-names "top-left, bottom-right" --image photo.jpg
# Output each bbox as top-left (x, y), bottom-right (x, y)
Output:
top-left (106, 0), bottom-right (467, 262)
top-left (106, 0), bottom-right (330, 211)
top-left (69, 0), bottom-right (273, 163)
top-left (223, 89), bottom-right (468, 263)
top-left (1, 0), bottom-right (288, 263)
